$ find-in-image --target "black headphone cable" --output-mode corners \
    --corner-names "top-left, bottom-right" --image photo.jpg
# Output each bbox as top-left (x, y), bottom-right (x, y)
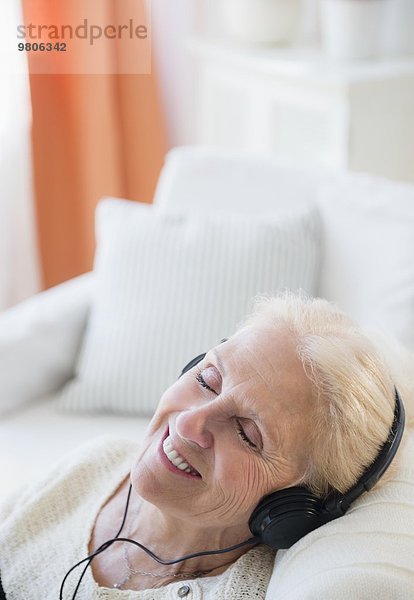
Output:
top-left (60, 484), bottom-right (257, 599)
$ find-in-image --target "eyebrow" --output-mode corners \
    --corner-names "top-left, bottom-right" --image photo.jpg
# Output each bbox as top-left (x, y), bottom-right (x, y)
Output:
top-left (211, 349), bottom-right (258, 419)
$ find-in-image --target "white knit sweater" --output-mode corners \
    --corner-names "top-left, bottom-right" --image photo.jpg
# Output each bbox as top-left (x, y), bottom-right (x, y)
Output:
top-left (0, 437), bottom-right (274, 600)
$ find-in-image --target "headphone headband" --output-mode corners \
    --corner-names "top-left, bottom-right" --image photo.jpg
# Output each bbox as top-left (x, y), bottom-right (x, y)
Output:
top-left (324, 386), bottom-right (405, 519)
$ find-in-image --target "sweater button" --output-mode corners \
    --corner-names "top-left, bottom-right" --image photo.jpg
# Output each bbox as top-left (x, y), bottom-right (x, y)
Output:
top-left (177, 584), bottom-right (191, 597)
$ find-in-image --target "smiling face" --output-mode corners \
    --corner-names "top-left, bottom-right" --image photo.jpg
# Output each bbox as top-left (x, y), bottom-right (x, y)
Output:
top-left (130, 324), bottom-right (314, 533)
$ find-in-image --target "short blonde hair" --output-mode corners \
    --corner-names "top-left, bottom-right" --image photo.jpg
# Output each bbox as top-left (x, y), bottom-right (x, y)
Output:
top-left (238, 292), bottom-right (396, 497)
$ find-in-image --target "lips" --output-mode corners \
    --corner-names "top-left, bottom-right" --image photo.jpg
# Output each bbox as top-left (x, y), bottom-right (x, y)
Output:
top-left (162, 436), bottom-right (200, 476)
top-left (159, 430), bottom-right (201, 478)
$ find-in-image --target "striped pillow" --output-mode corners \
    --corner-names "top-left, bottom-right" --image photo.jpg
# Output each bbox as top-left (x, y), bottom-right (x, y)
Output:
top-left (59, 199), bottom-right (321, 415)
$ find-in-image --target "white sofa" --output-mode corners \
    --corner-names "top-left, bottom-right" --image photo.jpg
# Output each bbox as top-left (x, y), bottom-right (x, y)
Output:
top-left (1, 147), bottom-right (414, 598)
top-left (2, 147), bottom-right (414, 501)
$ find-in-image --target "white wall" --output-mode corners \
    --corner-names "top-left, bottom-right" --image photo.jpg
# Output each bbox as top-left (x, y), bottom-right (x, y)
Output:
top-left (151, 0), bottom-right (200, 147)
top-left (150, 0), bottom-right (320, 148)
top-left (151, 0), bottom-right (413, 148)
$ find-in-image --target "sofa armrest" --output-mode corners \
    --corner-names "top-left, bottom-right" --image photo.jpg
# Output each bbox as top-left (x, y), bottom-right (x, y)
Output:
top-left (0, 272), bottom-right (94, 415)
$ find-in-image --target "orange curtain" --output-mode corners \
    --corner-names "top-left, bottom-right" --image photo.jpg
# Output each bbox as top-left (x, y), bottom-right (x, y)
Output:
top-left (23, 1), bottom-right (168, 288)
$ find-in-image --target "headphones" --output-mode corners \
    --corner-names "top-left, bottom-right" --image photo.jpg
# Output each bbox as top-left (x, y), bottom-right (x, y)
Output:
top-left (180, 345), bottom-right (405, 550)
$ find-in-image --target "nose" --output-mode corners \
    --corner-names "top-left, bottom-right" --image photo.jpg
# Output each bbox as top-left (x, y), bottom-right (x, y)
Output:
top-left (175, 405), bottom-right (214, 449)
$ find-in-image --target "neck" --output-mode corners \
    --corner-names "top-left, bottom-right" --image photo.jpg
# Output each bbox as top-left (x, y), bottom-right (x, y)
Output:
top-left (125, 487), bottom-right (255, 577)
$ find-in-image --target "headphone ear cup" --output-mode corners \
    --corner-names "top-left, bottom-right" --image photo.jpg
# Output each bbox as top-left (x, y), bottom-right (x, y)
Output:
top-left (249, 487), bottom-right (328, 550)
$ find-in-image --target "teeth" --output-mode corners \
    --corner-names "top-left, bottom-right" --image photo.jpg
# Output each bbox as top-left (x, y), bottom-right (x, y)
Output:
top-left (163, 436), bottom-right (199, 476)
top-left (164, 438), bottom-right (172, 450)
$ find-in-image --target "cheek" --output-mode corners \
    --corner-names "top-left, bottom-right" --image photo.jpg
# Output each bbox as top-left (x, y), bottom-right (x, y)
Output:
top-left (130, 443), bottom-right (173, 504)
top-left (130, 459), bottom-right (165, 505)
top-left (143, 382), bottom-right (188, 436)
top-left (157, 388), bottom-right (180, 415)
top-left (241, 460), bottom-right (275, 506)
top-left (213, 450), bottom-right (273, 516)
top-left (155, 378), bottom-right (192, 415)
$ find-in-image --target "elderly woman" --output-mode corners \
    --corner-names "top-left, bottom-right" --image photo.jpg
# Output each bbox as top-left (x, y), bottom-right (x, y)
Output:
top-left (0, 293), bottom-right (404, 599)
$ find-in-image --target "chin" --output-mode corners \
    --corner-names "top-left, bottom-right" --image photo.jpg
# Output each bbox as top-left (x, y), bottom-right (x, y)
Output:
top-left (130, 462), bottom-right (160, 501)
top-left (130, 445), bottom-right (172, 506)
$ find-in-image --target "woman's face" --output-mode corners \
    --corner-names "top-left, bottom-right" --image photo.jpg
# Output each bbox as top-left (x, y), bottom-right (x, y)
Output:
top-left (131, 324), bottom-right (313, 533)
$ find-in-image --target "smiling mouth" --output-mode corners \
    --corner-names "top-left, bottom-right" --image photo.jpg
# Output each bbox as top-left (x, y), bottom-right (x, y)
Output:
top-left (162, 436), bottom-right (200, 477)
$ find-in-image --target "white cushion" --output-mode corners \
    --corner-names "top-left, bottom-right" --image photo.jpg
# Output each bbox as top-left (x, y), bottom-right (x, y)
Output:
top-left (59, 198), bottom-right (321, 415)
top-left (266, 429), bottom-right (414, 599)
top-left (0, 273), bottom-right (93, 415)
top-left (154, 146), bottom-right (325, 215)
top-left (318, 174), bottom-right (414, 350)
top-left (155, 148), bottom-right (414, 351)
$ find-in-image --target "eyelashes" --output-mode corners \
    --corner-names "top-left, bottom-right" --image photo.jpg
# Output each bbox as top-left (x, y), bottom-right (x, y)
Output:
top-left (194, 370), bottom-right (257, 449)
top-left (195, 371), bottom-right (216, 394)
top-left (235, 419), bottom-right (257, 449)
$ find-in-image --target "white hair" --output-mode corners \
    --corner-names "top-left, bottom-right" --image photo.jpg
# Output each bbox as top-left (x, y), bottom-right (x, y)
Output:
top-left (237, 292), bottom-right (408, 497)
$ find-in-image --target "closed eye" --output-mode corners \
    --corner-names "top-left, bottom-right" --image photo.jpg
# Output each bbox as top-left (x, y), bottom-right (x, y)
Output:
top-left (195, 372), bottom-right (217, 394)
top-left (235, 419), bottom-right (257, 449)
top-left (196, 370), bottom-right (260, 450)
